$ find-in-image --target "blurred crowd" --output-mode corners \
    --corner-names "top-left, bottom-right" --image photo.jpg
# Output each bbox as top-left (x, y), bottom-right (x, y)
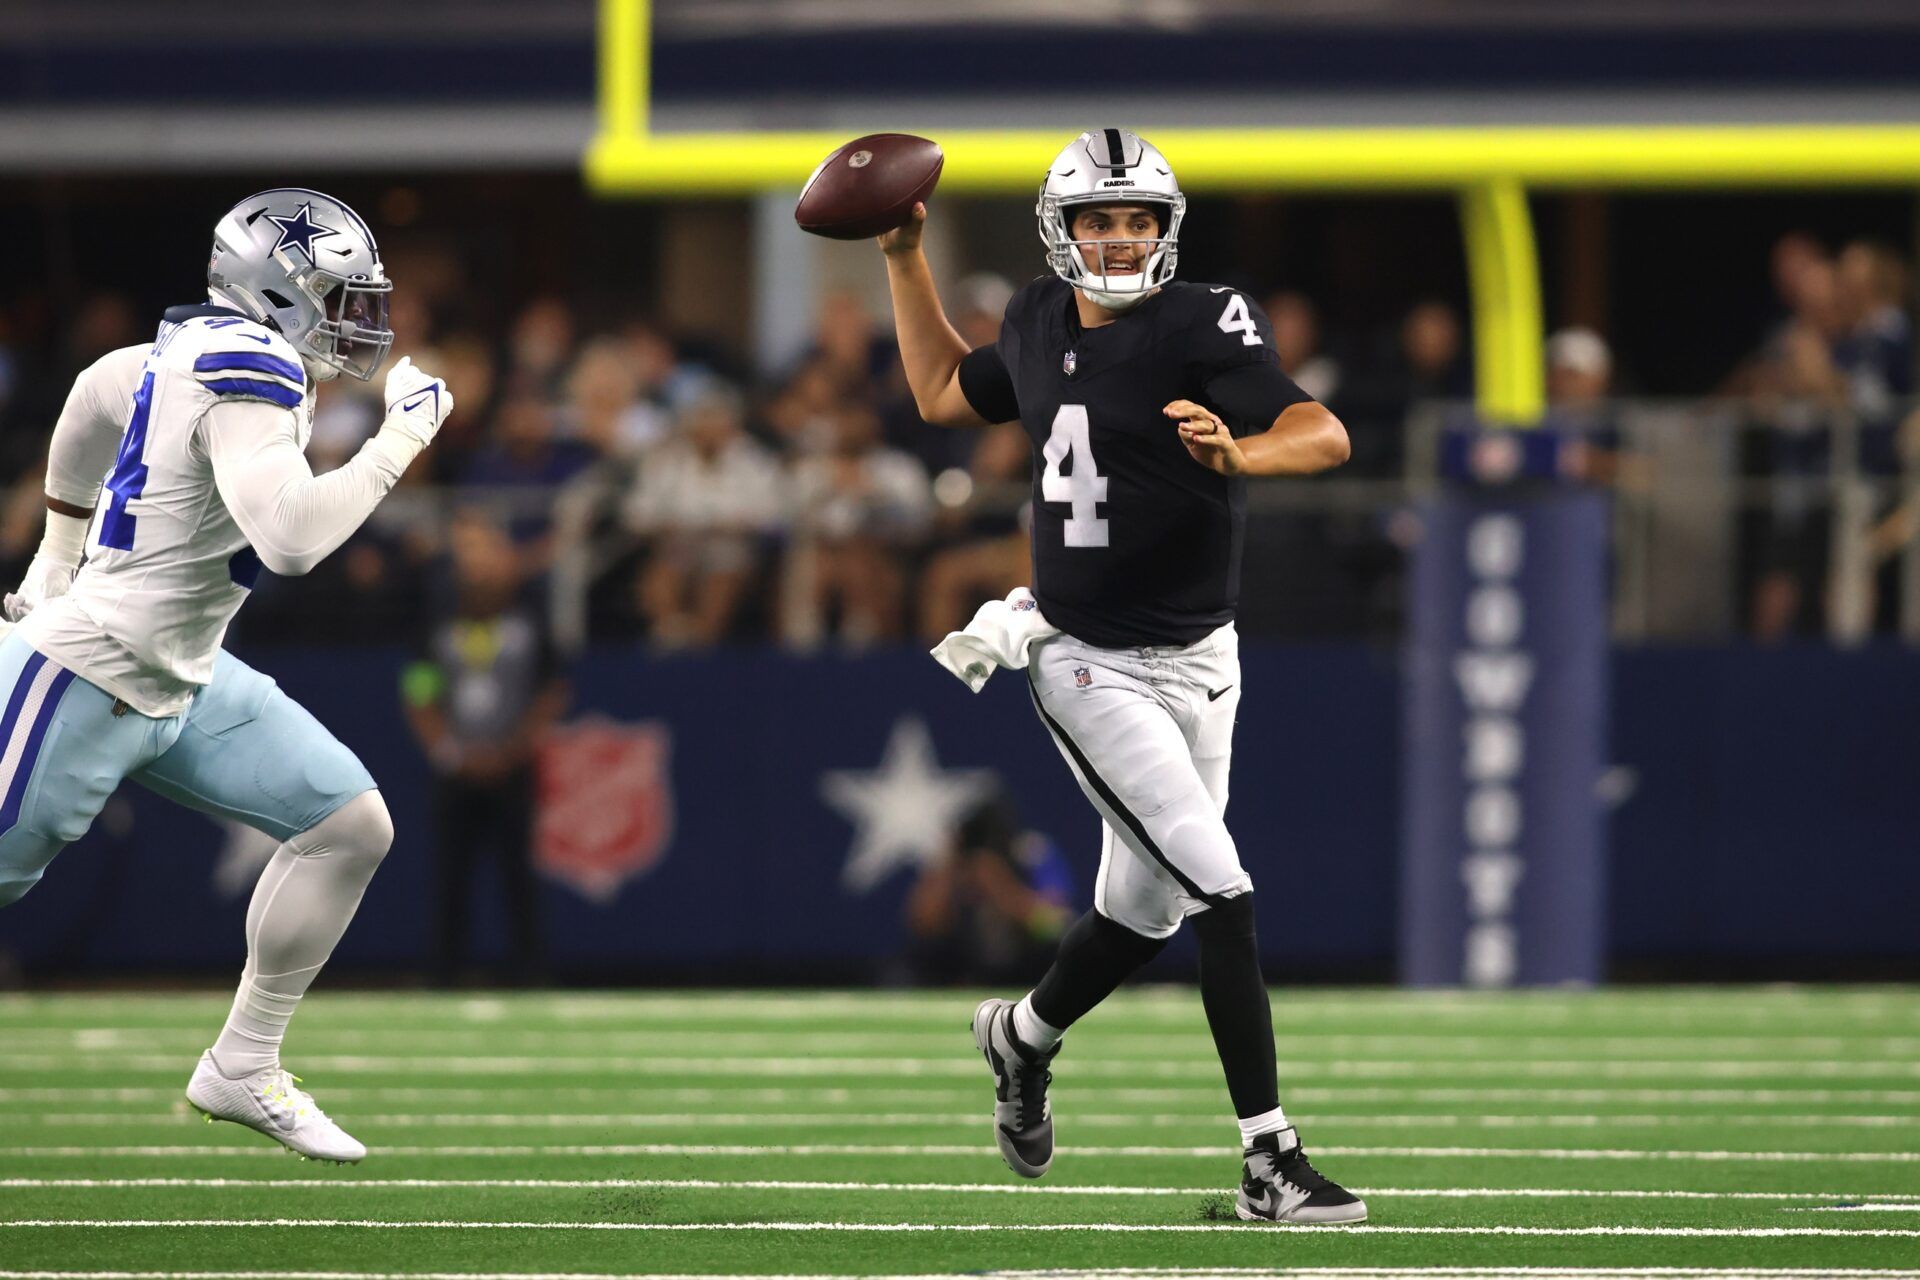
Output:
top-left (1723, 234), bottom-right (1916, 638)
top-left (0, 227), bottom-right (1913, 649)
top-left (0, 260), bottom-right (1469, 648)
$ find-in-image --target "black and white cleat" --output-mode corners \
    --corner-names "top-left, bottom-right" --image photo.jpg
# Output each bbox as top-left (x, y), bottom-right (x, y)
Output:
top-left (970, 997), bottom-right (1059, 1179)
top-left (1235, 1126), bottom-right (1367, 1224)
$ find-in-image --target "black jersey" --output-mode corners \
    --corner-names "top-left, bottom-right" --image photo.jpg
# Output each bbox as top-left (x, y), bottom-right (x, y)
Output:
top-left (957, 276), bottom-right (1313, 648)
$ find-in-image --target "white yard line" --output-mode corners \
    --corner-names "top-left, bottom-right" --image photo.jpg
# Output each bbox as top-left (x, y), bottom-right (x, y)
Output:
top-left (2, 1176), bottom-right (1917, 1203)
top-left (7, 1055), bottom-right (1920, 1079)
top-left (978, 1272), bottom-right (1920, 1279)
top-left (5, 1275), bottom-right (1919, 1280)
top-left (3, 1219), bottom-right (1919, 1238)
top-left (20, 1110), bottom-right (1920, 1131)
top-left (973, 1272), bottom-right (1920, 1278)
top-left (1800, 1203), bottom-right (1920, 1211)
top-left (3, 1141), bottom-right (1918, 1161)
top-left (0, 1274), bottom-right (1879, 1280)
top-left (6, 1085), bottom-right (1918, 1106)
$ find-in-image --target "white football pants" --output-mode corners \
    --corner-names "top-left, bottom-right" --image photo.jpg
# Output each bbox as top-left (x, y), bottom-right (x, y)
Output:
top-left (1026, 622), bottom-right (1250, 938)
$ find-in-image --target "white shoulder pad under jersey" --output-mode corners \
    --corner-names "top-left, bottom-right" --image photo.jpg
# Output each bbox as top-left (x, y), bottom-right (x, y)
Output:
top-left (161, 310), bottom-right (307, 413)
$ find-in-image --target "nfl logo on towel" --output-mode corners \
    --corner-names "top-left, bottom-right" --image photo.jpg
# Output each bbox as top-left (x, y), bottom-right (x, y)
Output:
top-left (1062, 351), bottom-right (1077, 376)
top-left (1074, 666), bottom-right (1092, 688)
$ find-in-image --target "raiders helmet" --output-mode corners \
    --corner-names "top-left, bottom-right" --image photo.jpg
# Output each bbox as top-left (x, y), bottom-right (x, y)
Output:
top-left (1037, 129), bottom-right (1187, 311)
top-left (207, 188), bottom-right (394, 381)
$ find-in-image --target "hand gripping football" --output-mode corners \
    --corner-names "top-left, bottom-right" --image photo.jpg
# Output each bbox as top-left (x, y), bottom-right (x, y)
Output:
top-left (794, 133), bottom-right (944, 240)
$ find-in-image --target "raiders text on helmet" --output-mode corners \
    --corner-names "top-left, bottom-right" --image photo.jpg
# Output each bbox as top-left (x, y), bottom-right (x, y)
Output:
top-left (206, 188), bottom-right (394, 382)
top-left (1037, 128), bottom-right (1187, 311)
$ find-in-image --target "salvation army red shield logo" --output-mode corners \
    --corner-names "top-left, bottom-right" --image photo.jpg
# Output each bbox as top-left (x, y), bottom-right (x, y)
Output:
top-left (534, 717), bottom-right (674, 902)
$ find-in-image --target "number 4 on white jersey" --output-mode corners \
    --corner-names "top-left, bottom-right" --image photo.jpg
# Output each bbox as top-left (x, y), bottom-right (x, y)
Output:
top-left (1041, 404), bottom-right (1109, 547)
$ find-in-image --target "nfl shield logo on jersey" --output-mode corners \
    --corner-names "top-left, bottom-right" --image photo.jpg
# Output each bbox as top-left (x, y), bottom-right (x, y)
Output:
top-left (534, 717), bottom-right (675, 903)
top-left (1074, 666), bottom-right (1093, 688)
top-left (1062, 350), bottom-right (1077, 376)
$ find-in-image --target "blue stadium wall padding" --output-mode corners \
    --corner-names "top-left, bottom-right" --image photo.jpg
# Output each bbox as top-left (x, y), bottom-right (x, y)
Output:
top-left (5, 635), bottom-right (1919, 977)
top-left (1401, 491), bottom-right (1611, 987)
top-left (0, 643), bottom-right (1400, 974)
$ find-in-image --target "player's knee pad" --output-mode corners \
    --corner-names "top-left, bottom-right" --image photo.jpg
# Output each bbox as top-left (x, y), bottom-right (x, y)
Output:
top-left (1155, 810), bottom-right (1247, 899)
top-left (0, 870), bottom-right (37, 908)
top-left (0, 831), bottom-right (60, 907)
top-left (291, 789), bottom-right (392, 877)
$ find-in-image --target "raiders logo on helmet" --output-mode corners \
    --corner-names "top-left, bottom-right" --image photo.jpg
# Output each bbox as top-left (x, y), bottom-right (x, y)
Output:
top-left (1036, 128), bottom-right (1187, 312)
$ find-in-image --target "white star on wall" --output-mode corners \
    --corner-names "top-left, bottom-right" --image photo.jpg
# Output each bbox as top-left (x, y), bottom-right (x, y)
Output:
top-left (821, 716), bottom-right (999, 893)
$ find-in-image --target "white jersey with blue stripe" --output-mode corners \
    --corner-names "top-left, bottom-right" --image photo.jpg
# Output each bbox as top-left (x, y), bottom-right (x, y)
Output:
top-left (19, 304), bottom-right (316, 716)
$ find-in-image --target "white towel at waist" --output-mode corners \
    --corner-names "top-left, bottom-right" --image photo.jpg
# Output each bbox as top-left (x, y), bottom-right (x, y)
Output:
top-left (929, 587), bottom-right (1060, 693)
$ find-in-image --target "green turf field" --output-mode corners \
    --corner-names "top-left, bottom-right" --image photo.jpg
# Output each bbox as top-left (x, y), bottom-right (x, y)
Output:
top-left (2, 987), bottom-right (1917, 1279)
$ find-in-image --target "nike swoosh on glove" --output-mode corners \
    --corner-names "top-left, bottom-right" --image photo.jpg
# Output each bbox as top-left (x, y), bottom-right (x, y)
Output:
top-left (381, 356), bottom-right (453, 449)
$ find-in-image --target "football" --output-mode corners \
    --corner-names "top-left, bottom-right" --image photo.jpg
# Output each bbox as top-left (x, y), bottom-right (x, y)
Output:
top-left (794, 133), bottom-right (944, 240)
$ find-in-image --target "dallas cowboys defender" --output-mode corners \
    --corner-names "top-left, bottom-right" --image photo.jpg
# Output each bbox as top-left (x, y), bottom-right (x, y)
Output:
top-left (879, 130), bottom-right (1364, 1223)
top-left (0, 189), bottom-right (452, 1163)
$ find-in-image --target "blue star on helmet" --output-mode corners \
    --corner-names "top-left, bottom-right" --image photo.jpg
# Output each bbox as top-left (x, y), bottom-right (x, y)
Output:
top-left (265, 202), bottom-right (341, 264)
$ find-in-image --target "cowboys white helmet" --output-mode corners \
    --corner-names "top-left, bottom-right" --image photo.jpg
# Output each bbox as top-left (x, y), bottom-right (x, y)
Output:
top-left (1037, 129), bottom-right (1187, 312)
top-left (206, 188), bottom-right (394, 382)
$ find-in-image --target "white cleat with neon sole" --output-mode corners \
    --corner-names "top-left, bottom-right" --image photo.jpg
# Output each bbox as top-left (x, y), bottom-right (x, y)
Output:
top-left (185, 1051), bottom-right (366, 1163)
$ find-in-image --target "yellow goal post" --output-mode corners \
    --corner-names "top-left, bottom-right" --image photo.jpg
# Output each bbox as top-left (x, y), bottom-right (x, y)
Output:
top-left (589, 0), bottom-right (1920, 424)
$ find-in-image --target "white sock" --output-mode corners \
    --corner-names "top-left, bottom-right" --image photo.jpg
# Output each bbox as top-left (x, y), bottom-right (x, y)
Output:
top-left (210, 793), bottom-right (392, 1078)
top-left (1237, 1107), bottom-right (1291, 1148)
top-left (1011, 994), bottom-right (1064, 1053)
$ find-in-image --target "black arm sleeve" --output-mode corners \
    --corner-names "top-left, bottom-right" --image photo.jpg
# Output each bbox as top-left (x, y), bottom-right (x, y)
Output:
top-left (957, 345), bottom-right (1020, 424)
top-left (1205, 362), bottom-right (1315, 433)
top-left (1184, 288), bottom-right (1309, 432)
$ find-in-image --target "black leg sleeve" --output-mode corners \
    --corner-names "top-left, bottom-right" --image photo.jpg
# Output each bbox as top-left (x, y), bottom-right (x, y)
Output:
top-left (1028, 908), bottom-right (1170, 1031)
top-left (1192, 892), bottom-right (1279, 1120)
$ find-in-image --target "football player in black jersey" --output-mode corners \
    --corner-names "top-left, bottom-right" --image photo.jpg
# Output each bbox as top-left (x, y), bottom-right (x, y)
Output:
top-left (878, 128), bottom-right (1364, 1224)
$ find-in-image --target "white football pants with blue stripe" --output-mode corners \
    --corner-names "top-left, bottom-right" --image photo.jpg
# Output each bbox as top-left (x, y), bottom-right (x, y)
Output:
top-left (0, 631), bottom-right (378, 906)
top-left (1026, 622), bottom-right (1250, 940)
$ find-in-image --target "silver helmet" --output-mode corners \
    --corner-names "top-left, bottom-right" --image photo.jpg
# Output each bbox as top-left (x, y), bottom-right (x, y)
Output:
top-left (1037, 129), bottom-right (1187, 312)
top-left (206, 188), bottom-right (393, 381)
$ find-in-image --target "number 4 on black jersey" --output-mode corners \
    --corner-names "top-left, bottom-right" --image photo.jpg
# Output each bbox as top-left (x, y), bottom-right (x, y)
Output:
top-left (957, 277), bottom-right (1315, 649)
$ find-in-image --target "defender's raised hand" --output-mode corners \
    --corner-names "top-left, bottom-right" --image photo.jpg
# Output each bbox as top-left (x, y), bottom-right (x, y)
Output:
top-left (381, 356), bottom-right (453, 448)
